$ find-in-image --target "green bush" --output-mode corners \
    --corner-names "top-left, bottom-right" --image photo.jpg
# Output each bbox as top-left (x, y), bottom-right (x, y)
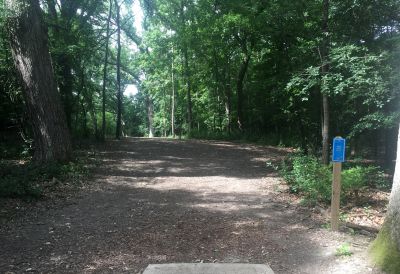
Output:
top-left (342, 166), bottom-right (369, 198)
top-left (342, 167), bottom-right (367, 194)
top-left (343, 166), bottom-right (389, 198)
top-left (281, 154), bottom-right (331, 203)
top-left (280, 154), bottom-right (389, 204)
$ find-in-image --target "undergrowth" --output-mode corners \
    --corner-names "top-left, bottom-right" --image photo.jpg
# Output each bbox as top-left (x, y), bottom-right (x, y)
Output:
top-left (0, 158), bottom-right (89, 199)
top-left (188, 129), bottom-right (299, 147)
top-left (280, 153), bottom-right (389, 205)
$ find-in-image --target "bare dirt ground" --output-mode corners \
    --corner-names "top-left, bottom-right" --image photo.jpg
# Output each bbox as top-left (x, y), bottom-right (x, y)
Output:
top-left (0, 138), bottom-right (383, 273)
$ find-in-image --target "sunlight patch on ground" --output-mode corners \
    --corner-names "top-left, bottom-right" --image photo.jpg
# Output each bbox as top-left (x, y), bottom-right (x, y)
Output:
top-left (138, 177), bottom-right (271, 194)
top-left (191, 202), bottom-right (266, 213)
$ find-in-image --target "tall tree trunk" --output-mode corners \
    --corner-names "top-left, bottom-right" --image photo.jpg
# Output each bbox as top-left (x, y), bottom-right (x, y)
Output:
top-left (59, 58), bottom-right (73, 130)
top-left (146, 94), bottom-right (154, 138)
top-left (213, 50), bottom-right (224, 131)
top-left (224, 61), bottom-right (232, 133)
top-left (180, 0), bottom-right (192, 134)
top-left (82, 103), bottom-right (88, 137)
top-left (321, 94), bottom-right (330, 164)
top-left (101, 0), bottom-right (113, 141)
top-left (57, 0), bottom-right (77, 131)
top-left (74, 87), bottom-right (82, 133)
top-left (171, 49), bottom-right (176, 138)
top-left (115, 0), bottom-right (123, 139)
top-left (385, 126), bottom-right (400, 244)
top-left (6, 0), bottom-right (72, 162)
top-left (321, 0), bottom-right (330, 165)
top-left (89, 106), bottom-right (98, 139)
top-left (183, 46), bottom-right (192, 134)
top-left (77, 67), bottom-right (86, 136)
top-left (371, 124), bottom-right (400, 271)
top-left (236, 54), bottom-right (250, 131)
top-left (80, 66), bottom-right (98, 139)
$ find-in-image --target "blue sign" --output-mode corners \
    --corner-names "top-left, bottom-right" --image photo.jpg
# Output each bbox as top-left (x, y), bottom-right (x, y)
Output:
top-left (332, 137), bottom-right (346, 162)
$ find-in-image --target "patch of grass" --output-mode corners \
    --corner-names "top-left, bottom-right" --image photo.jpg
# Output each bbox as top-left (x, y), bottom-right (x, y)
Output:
top-left (370, 225), bottom-right (400, 274)
top-left (335, 243), bottom-right (353, 257)
top-left (321, 223), bottom-right (331, 230)
top-left (0, 158), bottom-right (89, 200)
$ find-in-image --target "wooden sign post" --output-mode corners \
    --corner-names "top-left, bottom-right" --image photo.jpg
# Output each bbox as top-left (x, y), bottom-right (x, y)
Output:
top-left (331, 137), bottom-right (346, 231)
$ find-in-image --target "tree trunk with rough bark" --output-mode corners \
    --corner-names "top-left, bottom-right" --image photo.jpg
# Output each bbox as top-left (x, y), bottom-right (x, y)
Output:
top-left (6, 0), bottom-right (72, 162)
top-left (321, 94), bottom-right (330, 164)
top-left (321, 0), bottom-right (330, 165)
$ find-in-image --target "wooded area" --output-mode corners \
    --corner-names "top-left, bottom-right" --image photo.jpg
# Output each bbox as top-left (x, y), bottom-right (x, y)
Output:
top-left (1, 0), bottom-right (399, 159)
top-left (2, 0), bottom-right (400, 272)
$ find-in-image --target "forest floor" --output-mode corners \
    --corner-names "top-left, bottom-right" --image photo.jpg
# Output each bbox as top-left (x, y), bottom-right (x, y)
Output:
top-left (0, 138), bottom-right (386, 273)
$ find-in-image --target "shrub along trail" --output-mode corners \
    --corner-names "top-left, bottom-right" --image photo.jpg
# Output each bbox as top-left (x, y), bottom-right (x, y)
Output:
top-left (0, 138), bottom-right (383, 273)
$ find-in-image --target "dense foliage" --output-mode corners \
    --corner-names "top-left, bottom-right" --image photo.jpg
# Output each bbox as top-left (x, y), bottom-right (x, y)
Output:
top-left (1, 0), bottom-right (400, 165)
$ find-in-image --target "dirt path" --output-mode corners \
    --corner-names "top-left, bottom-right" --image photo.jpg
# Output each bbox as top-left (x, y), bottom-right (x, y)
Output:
top-left (0, 138), bottom-right (382, 273)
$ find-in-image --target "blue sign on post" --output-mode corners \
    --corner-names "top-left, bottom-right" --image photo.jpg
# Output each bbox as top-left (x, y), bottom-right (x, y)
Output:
top-left (332, 137), bottom-right (346, 162)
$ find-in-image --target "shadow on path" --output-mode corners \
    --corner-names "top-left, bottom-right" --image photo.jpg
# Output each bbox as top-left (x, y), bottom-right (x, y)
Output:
top-left (0, 138), bottom-right (379, 274)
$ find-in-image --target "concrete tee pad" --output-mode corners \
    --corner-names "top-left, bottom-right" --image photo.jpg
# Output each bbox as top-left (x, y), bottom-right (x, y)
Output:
top-left (143, 263), bottom-right (275, 274)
